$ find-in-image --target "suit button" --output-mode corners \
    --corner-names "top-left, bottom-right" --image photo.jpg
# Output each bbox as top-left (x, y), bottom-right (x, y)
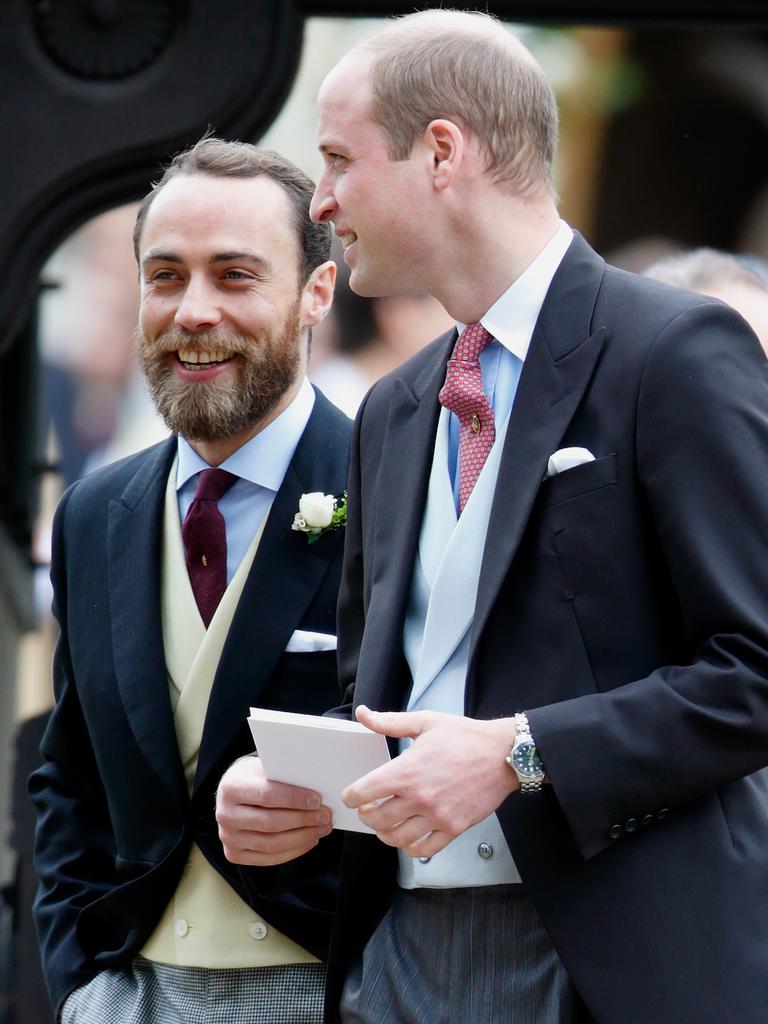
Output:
top-left (624, 818), bottom-right (638, 833)
top-left (657, 808), bottom-right (669, 820)
top-left (175, 919), bottom-right (189, 937)
top-left (642, 814), bottom-right (654, 827)
top-left (418, 856), bottom-right (431, 864)
top-left (608, 825), bottom-right (623, 840)
top-left (249, 922), bottom-right (268, 941)
top-left (477, 843), bottom-right (494, 859)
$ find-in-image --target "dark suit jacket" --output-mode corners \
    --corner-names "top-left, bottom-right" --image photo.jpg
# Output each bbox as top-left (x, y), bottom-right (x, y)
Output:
top-left (327, 235), bottom-right (768, 1023)
top-left (30, 390), bottom-right (350, 1018)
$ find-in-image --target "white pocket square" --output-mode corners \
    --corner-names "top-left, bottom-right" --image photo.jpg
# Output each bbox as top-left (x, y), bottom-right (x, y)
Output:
top-left (546, 447), bottom-right (595, 478)
top-left (285, 629), bottom-right (337, 653)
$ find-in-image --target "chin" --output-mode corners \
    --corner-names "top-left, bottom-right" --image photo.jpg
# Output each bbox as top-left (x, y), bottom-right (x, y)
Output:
top-left (349, 267), bottom-right (394, 299)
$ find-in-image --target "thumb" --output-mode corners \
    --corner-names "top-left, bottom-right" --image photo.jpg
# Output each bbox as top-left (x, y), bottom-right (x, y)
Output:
top-left (355, 705), bottom-right (433, 739)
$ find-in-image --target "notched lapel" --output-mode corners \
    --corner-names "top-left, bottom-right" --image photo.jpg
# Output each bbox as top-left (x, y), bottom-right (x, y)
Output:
top-left (107, 440), bottom-right (187, 804)
top-left (370, 335), bottom-right (453, 598)
top-left (470, 234), bottom-right (608, 656)
top-left (471, 323), bottom-right (606, 655)
top-left (355, 349), bottom-right (451, 715)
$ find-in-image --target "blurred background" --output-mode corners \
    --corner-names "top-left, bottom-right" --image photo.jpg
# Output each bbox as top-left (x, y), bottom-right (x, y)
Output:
top-left (1, 3), bottom-right (767, 1019)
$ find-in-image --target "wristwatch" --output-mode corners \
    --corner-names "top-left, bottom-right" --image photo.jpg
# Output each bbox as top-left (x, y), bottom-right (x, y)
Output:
top-left (506, 712), bottom-right (546, 792)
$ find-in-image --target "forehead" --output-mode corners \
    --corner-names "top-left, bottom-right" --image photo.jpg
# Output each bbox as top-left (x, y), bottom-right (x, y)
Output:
top-left (316, 53), bottom-right (381, 145)
top-left (140, 173), bottom-right (298, 264)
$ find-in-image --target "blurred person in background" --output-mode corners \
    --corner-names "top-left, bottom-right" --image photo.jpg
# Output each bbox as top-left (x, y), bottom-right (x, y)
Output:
top-left (645, 247), bottom-right (768, 354)
top-left (38, 204), bottom-right (167, 487)
top-left (30, 138), bottom-right (348, 1024)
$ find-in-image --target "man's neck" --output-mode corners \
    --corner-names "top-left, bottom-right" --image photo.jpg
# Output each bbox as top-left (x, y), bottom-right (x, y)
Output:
top-left (430, 194), bottom-right (561, 324)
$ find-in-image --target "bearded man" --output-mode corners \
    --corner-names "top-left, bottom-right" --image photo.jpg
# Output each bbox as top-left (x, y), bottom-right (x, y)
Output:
top-left (31, 138), bottom-right (349, 1024)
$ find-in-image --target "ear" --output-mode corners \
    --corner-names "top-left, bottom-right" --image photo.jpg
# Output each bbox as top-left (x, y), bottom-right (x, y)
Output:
top-left (300, 259), bottom-right (336, 328)
top-left (424, 118), bottom-right (465, 191)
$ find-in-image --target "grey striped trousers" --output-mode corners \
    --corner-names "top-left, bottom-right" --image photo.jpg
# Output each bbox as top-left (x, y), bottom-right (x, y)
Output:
top-left (60, 957), bottom-right (325, 1024)
top-left (340, 885), bottom-right (591, 1024)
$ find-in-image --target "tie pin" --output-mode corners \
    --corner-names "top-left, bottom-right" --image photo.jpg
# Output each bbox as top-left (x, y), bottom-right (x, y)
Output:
top-left (471, 413), bottom-right (482, 434)
top-left (201, 555), bottom-right (208, 567)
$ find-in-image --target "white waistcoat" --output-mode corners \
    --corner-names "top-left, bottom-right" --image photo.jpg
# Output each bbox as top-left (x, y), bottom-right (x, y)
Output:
top-left (140, 459), bottom-right (319, 967)
top-left (398, 408), bottom-right (522, 888)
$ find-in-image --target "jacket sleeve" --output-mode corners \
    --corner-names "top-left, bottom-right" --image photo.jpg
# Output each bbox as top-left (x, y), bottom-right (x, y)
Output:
top-left (29, 486), bottom-right (116, 1016)
top-left (529, 303), bottom-right (768, 860)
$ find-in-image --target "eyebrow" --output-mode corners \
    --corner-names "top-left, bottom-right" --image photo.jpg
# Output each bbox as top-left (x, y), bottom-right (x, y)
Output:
top-left (141, 248), bottom-right (272, 270)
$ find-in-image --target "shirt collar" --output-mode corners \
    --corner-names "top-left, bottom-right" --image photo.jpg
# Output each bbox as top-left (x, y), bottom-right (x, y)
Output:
top-left (176, 377), bottom-right (315, 493)
top-left (456, 220), bottom-right (574, 362)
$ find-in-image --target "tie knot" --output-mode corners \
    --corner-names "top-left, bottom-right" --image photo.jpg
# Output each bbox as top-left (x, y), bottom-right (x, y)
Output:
top-left (452, 322), bottom-right (493, 363)
top-left (192, 467), bottom-right (238, 503)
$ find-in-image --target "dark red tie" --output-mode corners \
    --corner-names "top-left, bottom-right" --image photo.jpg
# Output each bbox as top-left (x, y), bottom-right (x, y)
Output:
top-left (438, 322), bottom-right (496, 513)
top-left (182, 468), bottom-right (238, 627)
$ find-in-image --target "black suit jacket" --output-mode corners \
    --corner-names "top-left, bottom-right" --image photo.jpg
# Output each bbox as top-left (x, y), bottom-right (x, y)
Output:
top-left (31, 390), bottom-right (351, 1018)
top-left (327, 235), bottom-right (768, 1023)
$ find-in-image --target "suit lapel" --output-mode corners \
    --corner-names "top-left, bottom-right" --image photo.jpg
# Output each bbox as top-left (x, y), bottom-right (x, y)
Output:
top-left (107, 437), bottom-right (188, 804)
top-left (355, 334), bottom-right (454, 713)
top-left (471, 234), bottom-right (607, 660)
top-left (194, 393), bottom-right (349, 791)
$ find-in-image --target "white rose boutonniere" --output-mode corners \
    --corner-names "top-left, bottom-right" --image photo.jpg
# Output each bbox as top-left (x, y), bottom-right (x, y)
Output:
top-left (291, 491), bottom-right (347, 545)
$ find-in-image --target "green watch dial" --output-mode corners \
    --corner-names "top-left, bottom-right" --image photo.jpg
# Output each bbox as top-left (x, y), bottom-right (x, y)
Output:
top-left (512, 741), bottom-right (544, 778)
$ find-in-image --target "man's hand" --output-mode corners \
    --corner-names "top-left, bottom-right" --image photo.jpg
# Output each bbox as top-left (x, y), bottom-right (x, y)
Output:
top-left (342, 706), bottom-right (519, 857)
top-left (216, 756), bottom-right (333, 867)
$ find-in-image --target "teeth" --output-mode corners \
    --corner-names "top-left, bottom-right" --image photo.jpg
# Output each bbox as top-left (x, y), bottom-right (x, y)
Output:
top-left (177, 348), bottom-right (228, 365)
top-left (340, 232), bottom-right (358, 248)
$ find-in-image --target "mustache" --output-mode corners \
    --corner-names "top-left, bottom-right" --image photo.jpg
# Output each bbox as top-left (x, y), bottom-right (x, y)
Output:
top-left (136, 326), bottom-right (251, 359)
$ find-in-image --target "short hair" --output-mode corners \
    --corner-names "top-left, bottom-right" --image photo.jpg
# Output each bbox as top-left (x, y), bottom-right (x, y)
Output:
top-left (644, 248), bottom-right (768, 295)
top-left (354, 9), bottom-right (558, 196)
top-left (133, 137), bottom-right (331, 283)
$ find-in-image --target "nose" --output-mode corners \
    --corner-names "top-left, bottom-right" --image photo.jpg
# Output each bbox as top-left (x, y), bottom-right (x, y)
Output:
top-left (173, 276), bottom-right (222, 333)
top-left (310, 172), bottom-right (337, 224)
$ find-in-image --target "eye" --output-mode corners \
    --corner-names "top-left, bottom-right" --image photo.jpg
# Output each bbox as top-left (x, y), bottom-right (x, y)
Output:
top-left (222, 269), bottom-right (251, 280)
top-left (146, 268), bottom-right (179, 283)
top-left (325, 151), bottom-right (348, 170)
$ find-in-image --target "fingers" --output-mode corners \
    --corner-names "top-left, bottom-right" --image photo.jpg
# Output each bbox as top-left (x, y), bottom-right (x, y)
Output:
top-left (342, 763), bottom-right (399, 809)
top-left (401, 830), bottom-right (453, 858)
top-left (220, 821), bottom-right (333, 867)
top-left (215, 755), bottom-right (332, 866)
top-left (218, 804), bottom-right (331, 836)
top-left (355, 705), bottom-right (433, 739)
top-left (216, 756), bottom-right (323, 813)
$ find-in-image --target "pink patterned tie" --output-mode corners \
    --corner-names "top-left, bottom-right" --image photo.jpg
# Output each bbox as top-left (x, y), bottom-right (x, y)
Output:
top-left (438, 322), bottom-right (496, 513)
top-left (182, 468), bottom-right (238, 627)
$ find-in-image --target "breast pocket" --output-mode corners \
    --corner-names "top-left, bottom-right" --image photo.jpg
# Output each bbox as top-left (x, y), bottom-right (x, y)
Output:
top-left (540, 453), bottom-right (617, 507)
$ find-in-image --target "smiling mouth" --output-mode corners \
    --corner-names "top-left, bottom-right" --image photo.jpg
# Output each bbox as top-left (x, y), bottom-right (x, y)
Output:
top-left (176, 348), bottom-right (235, 370)
top-left (339, 232), bottom-right (358, 249)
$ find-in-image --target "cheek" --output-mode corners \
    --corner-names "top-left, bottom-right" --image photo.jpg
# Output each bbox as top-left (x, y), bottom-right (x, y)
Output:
top-left (139, 297), bottom-right (166, 337)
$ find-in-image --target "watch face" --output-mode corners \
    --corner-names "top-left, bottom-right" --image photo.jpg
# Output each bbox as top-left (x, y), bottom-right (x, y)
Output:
top-left (512, 742), bottom-right (544, 778)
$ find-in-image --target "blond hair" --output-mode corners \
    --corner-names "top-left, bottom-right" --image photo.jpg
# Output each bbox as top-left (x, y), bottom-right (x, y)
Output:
top-left (355, 9), bottom-right (558, 195)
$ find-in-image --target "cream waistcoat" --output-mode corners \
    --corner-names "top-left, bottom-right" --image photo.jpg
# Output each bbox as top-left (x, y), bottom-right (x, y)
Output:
top-left (141, 459), bottom-right (318, 968)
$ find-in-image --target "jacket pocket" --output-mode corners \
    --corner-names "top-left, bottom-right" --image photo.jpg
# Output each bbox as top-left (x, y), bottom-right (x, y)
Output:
top-left (540, 453), bottom-right (617, 507)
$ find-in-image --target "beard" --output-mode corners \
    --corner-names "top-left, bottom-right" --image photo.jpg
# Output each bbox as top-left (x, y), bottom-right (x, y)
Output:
top-left (137, 304), bottom-right (303, 443)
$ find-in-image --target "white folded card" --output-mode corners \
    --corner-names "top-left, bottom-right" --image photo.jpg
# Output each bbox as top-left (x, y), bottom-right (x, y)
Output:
top-left (247, 707), bottom-right (390, 834)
